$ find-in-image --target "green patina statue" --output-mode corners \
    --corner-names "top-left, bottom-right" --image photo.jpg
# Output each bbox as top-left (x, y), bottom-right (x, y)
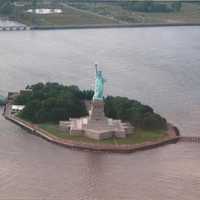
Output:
top-left (0, 95), bottom-right (6, 105)
top-left (93, 64), bottom-right (106, 100)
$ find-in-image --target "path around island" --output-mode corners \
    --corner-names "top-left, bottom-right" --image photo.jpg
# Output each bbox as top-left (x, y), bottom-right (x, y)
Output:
top-left (3, 104), bottom-right (180, 153)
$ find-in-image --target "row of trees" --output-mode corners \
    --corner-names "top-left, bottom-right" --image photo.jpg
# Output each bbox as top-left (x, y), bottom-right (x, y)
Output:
top-left (104, 96), bottom-right (166, 130)
top-left (15, 82), bottom-right (167, 130)
top-left (67, 1), bottom-right (182, 13)
top-left (15, 82), bottom-right (92, 122)
top-left (121, 1), bottom-right (182, 13)
top-left (0, 0), bottom-right (182, 15)
top-left (0, 0), bottom-right (13, 15)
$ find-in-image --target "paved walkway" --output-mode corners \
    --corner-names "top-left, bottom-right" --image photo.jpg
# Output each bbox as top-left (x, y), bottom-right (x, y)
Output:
top-left (4, 112), bottom-right (179, 153)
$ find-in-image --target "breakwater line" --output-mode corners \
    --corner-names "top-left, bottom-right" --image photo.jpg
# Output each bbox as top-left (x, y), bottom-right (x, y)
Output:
top-left (179, 136), bottom-right (200, 143)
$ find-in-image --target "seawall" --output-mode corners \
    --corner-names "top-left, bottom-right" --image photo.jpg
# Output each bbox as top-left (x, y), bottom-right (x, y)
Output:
top-left (3, 110), bottom-right (180, 153)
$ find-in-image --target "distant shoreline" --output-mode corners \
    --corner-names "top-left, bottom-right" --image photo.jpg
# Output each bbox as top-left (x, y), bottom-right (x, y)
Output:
top-left (5, 114), bottom-right (180, 153)
top-left (31, 23), bottom-right (200, 30)
top-left (0, 23), bottom-right (200, 32)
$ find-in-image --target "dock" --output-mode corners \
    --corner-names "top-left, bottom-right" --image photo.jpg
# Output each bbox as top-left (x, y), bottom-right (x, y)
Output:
top-left (0, 26), bottom-right (30, 31)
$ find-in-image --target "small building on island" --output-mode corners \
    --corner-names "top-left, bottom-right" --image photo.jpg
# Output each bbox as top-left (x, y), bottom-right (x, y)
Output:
top-left (11, 105), bottom-right (25, 114)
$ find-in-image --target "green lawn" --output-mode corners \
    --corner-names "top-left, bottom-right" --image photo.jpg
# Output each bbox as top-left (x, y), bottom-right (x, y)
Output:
top-left (69, 2), bottom-right (200, 24)
top-left (17, 5), bottom-right (118, 26)
top-left (10, 2), bottom-right (200, 26)
top-left (39, 123), bottom-right (167, 145)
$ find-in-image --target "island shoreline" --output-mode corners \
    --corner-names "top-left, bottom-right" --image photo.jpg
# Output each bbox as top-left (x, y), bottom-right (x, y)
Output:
top-left (30, 23), bottom-right (200, 31)
top-left (3, 107), bottom-right (180, 153)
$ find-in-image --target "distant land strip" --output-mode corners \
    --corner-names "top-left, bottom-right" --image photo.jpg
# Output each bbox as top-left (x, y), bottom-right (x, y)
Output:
top-left (0, 23), bottom-right (200, 32)
top-left (30, 23), bottom-right (200, 30)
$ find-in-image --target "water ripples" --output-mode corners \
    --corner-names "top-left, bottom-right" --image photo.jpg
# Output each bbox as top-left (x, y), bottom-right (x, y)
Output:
top-left (0, 27), bottom-right (200, 199)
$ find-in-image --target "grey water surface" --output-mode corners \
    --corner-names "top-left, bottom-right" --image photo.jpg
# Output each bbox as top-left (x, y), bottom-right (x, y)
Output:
top-left (0, 27), bottom-right (200, 200)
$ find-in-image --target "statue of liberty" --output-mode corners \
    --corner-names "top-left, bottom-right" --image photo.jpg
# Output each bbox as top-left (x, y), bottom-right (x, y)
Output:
top-left (93, 64), bottom-right (106, 100)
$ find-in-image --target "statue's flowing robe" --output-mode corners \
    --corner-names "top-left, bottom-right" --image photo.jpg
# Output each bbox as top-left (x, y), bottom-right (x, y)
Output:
top-left (93, 72), bottom-right (105, 100)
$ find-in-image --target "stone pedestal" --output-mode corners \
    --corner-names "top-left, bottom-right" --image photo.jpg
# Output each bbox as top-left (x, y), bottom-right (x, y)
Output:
top-left (59, 100), bottom-right (134, 140)
top-left (89, 100), bottom-right (106, 121)
top-left (86, 100), bottom-right (114, 139)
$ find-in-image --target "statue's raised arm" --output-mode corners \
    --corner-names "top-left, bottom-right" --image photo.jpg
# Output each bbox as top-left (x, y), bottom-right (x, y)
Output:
top-left (93, 64), bottom-right (105, 101)
top-left (95, 63), bottom-right (98, 74)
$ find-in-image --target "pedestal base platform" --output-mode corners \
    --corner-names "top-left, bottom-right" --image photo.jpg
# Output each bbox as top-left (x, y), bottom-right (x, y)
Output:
top-left (59, 100), bottom-right (134, 140)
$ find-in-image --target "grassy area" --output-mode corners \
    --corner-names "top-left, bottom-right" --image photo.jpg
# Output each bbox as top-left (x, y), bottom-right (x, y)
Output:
top-left (17, 4), bottom-right (119, 26)
top-left (137, 3), bottom-right (200, 24)
top-left (39, 123), bottom-right (167, 145)
top-left (69, 2), bottom-right (200, 24)
top-left (11, 2), bottom-right (200, 26)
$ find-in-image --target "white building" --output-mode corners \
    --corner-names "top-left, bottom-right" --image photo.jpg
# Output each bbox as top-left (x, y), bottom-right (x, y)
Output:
top-left (11, 105), bottom-right (25, 114)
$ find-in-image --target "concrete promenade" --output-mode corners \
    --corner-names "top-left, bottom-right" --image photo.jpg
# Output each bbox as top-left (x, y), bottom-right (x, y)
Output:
top-left (3, 107), bottom-right (180, 153)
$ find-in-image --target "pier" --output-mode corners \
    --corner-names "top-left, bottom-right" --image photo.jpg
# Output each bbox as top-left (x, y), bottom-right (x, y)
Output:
top-left (0, 26), bottom-right (30, 31)
top-left (179, 136), bottom-right (200, 143)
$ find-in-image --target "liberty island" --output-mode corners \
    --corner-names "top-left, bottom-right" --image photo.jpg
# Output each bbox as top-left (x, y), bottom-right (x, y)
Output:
top-left (2, 63), bottom-right (179, 151)
top-left (2, 59), bottom-right (178, 149)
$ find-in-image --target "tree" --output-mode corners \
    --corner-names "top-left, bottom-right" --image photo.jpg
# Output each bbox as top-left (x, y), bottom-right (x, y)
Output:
top-left (14, 92), bottom-right (31, 105)
top-left (78, 90), bottom-right (94, 100)
top-left (17, 82), bottom-right (167, 130)
top-left (104, 95), bottom-right (166, 130)
top-left (19, 82), bottom-right (88, 123)
top-left (172, 2), bottom-right (182, 12)
top-left (0, 0), bottom-right (14, 15)
top-left (142, 113), bottom-right (167, 130)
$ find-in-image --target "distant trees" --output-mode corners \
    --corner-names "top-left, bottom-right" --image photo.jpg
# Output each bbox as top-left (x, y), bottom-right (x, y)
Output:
top-left (15, 82), bottom-right (167, 130)
top-left (121, 1), bottom-right (182, 13)
top-left (142, 112), bottom-right (167, 130)
top-left (0, 0), bottom-right (13, 15)
top-left (171, 2), bottom-right (182, 12)
top-left (78, 89), bottom-right (94, 100)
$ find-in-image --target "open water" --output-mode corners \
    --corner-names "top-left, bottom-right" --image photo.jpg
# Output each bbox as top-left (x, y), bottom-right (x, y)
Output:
top-left (0, 27), bottom-right (200, 200)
